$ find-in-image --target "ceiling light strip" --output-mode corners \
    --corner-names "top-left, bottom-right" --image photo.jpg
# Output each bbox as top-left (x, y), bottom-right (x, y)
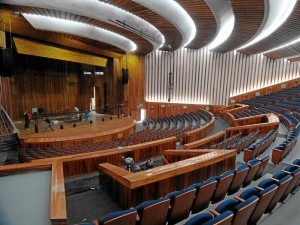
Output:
top-left (23, 14), bottom-right (137, 53)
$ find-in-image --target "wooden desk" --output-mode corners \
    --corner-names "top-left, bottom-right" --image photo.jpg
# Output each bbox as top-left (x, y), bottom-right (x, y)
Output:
top-left (99, 149), bottom-right (236, 208)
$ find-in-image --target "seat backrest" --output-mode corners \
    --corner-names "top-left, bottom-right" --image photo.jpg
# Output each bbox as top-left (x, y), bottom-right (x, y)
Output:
top-left (279, 168), bottom-right (300, 202)
top-left (190, 180), bottom-right (218, 214)
top-left (243, 160), bottom-right (261, 187)
top-left (254, 156), bottom-right (270, 180)
top-left (248, 184), bottom-right (278, 225)
top-left (211, 171), bottom-right (235, 203)
top-left (232, 196), bottom-right (258, 225)
top-left (136, 197), bottom-right (170, 225)
top-left (203, 211), bottom-right (233, 225)
top-left (228, 165), bottom-right (249, 195)
top-left (167, 187), bottom-right (197, 225)
top-left (262, 175), bottom-right (293, 213)
top-left (98, 208), bottom-right (137, 225)
top-left (184, 212), bottom-right (213, 225)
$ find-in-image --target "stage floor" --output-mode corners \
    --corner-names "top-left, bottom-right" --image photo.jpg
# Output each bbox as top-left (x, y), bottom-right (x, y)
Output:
top-left (14, 113), bottom-right (135, 140)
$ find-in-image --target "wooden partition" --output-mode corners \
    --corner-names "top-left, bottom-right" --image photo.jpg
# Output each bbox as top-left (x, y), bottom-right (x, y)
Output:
top-left (20, 118), bottom-right (136, 149)
top-left (62, 137), bottom-right (176, 177)
top-left (218, 103), bottom-right (247, 117)
top-left (184, 112), bottom-right (215, 143)
top-left (225, 113), bottom-right (279, 136)
top-left (184, 131), bottom-right (226, 149)
top-left (221, 104), bottom-right (249, 125)
top-left (233, 114), bottom-right (270, 127)
top-left (99, 149), bottom-right (236, 208)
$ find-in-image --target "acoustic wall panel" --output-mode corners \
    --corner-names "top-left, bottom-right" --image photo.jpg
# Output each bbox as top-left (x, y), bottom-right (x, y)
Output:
top-left (145, 47), bottom-right (300, 105)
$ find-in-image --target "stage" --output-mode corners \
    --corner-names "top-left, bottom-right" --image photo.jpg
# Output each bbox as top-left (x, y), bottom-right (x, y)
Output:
top-left (15, 114), bottom-right (136, 149)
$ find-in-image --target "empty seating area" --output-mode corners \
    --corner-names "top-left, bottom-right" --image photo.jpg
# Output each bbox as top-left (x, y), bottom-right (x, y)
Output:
top-left (226, 131), bottom-right (260, 154)
top-left (0, 107), bottom-right (15, 136)
top-left (272, 125), bottom-right (300, 164)
top-left (93, 157), bottom-right (270, 225)
top-left (210, 133), bottom-right (242, 149)
top-left (18, 111), bottom-right (209, 162)
top-left (183, 156), bottom-right (300, 225)
top-left (279, 113), bottom-right (300, 130)
top-left (244, 130), bottom-right (278, 163)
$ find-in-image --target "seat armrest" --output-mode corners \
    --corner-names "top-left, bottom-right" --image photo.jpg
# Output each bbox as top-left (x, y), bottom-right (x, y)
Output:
top-left (210, 209), bottom-right (221, 216)
top-left (254, 186), bottom-right (264, 191)
top-left (234, 196), bottom-right (245, 202)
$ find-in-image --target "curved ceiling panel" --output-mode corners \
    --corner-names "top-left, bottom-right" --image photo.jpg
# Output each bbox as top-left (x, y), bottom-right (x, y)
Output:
top-left (22, 14), bottom-right (137, 53)
top-left (1, 0), bottom-right (165, 51)
top-left (133, 0), bottom-right (196, 48)
top-left (176, 0), bottom-right (217, 49)
top-left (105, 0), bottom-right (182, 51)
top-left (238, 0), bottom-right (297, 51)
top-left (204, 0), bottom-right (235, 51)
top-left (240, 0), bottom-right (300, 55)
top-left (264, 43), bottom-right (300, 60)
top-left (212, 0), bottom-right (265, 53)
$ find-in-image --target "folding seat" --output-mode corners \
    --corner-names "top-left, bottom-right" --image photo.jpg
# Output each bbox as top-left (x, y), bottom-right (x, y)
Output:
top-left (208, 170), bottom-right (235, 203)
top-left (237, 184), bottom-right (277, 225)
top-left (95, 208), bottom-right (137, 225)
top-left (243, 159), bottom-right (261, 187)
top-left (272, 170), bottom-right (300, 202)
top-left (189, 179), bottom-right (218, 214)
top-left (254, 156), bottom-right (270, 180)
top-left (184, 211), bottom-right (233, 225)
top-left (135, 197), bottom-right (170, 225)
top-left (257, 175), bottom-right (292, 213)
top-left (166, 186), bottom-right (197, 225)
top-left (292, 159), bottom-right (300, 166)
top-left (210, 196), bottom-right (258, 225)
top-left (228, 165), bottom-right (249, 195)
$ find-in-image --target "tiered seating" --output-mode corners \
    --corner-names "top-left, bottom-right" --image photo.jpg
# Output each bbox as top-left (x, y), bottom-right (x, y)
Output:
top-left (210, 133), bottom-right (242, 149)
top-left (19, 111), bottom-right (210, 162)
top-left (94, 157), bottom-right (270, 225)
top-left (279, 113), bottom-right (299, 129)
top-left (226, 131), bottom-right (260, 153)
top-left (272, 125), bottom-right (300, 164)
top-left (0, 107), bottom-right (15, 135)
top-left (244, 130), bottom-right (278, 163)
top-left (185, 158), bottom-right (300, 225)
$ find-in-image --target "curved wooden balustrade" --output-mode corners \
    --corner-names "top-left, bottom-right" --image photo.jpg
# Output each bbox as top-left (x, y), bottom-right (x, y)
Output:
top-left (225, 113), bottom-right (279, 137)
top-left (99, 149), bottom-right (236, 208)
top-left (184, 131), bottom-right (226, 150)
top-left (221, 104), bottom-right (250, 125)
top-left (19, 117), bottom-right (136, 149)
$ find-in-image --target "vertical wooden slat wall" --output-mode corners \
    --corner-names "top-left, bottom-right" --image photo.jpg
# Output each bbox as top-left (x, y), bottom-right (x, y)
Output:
top-left (145, 47), bottom-right (300, 106)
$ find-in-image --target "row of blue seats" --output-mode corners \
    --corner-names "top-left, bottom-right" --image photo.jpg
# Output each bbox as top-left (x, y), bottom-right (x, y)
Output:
top-left (244, 130), bottom-right (278, 163)
top-left (93, 157), bottom-right (270, 225)
top-left (185, 158), bottom-right (300, 225)
top-left (210, 133), bottom-right (242, 149)
top-left (279, 113), bottom-right (299, 129)
top-left (226, 131), bottom-right (260, 154)
top-left (272, 125), bottom-right (300, 164)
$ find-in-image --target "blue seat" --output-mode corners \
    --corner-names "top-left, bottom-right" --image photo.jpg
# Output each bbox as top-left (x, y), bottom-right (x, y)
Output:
top-left (135, 197), bottom-right (170, 225)
top-left (98, 208), bottom-right (137, 225)
top-left (184, 211), bottom-right (233, 225)
top-left (166, 186), bottom-right (196, 225)
top-left (190, 179), bottom-right (218, 214)
top-left (228, 165), bottom-right (249, 195)
top-left (258, 175), bottom-right (292, 213)
top-left (209, 170), bottom-right (235, 203)
top-left (238, 184), bottom-right (277, 225)
top-left (243, 160), bottom-right (261, 187)
top-left (211, 196), bottom-right (258, 225)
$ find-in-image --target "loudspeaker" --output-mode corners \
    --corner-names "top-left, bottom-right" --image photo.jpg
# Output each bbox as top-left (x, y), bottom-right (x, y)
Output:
top-left (122, 68), bottom-right (128, 84)
top-left (0, 48), bottom-right (13, 77)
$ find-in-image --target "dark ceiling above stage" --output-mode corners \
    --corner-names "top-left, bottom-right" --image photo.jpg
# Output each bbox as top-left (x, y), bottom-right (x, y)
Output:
top-left (1, 0), bottom-right (300, 61)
